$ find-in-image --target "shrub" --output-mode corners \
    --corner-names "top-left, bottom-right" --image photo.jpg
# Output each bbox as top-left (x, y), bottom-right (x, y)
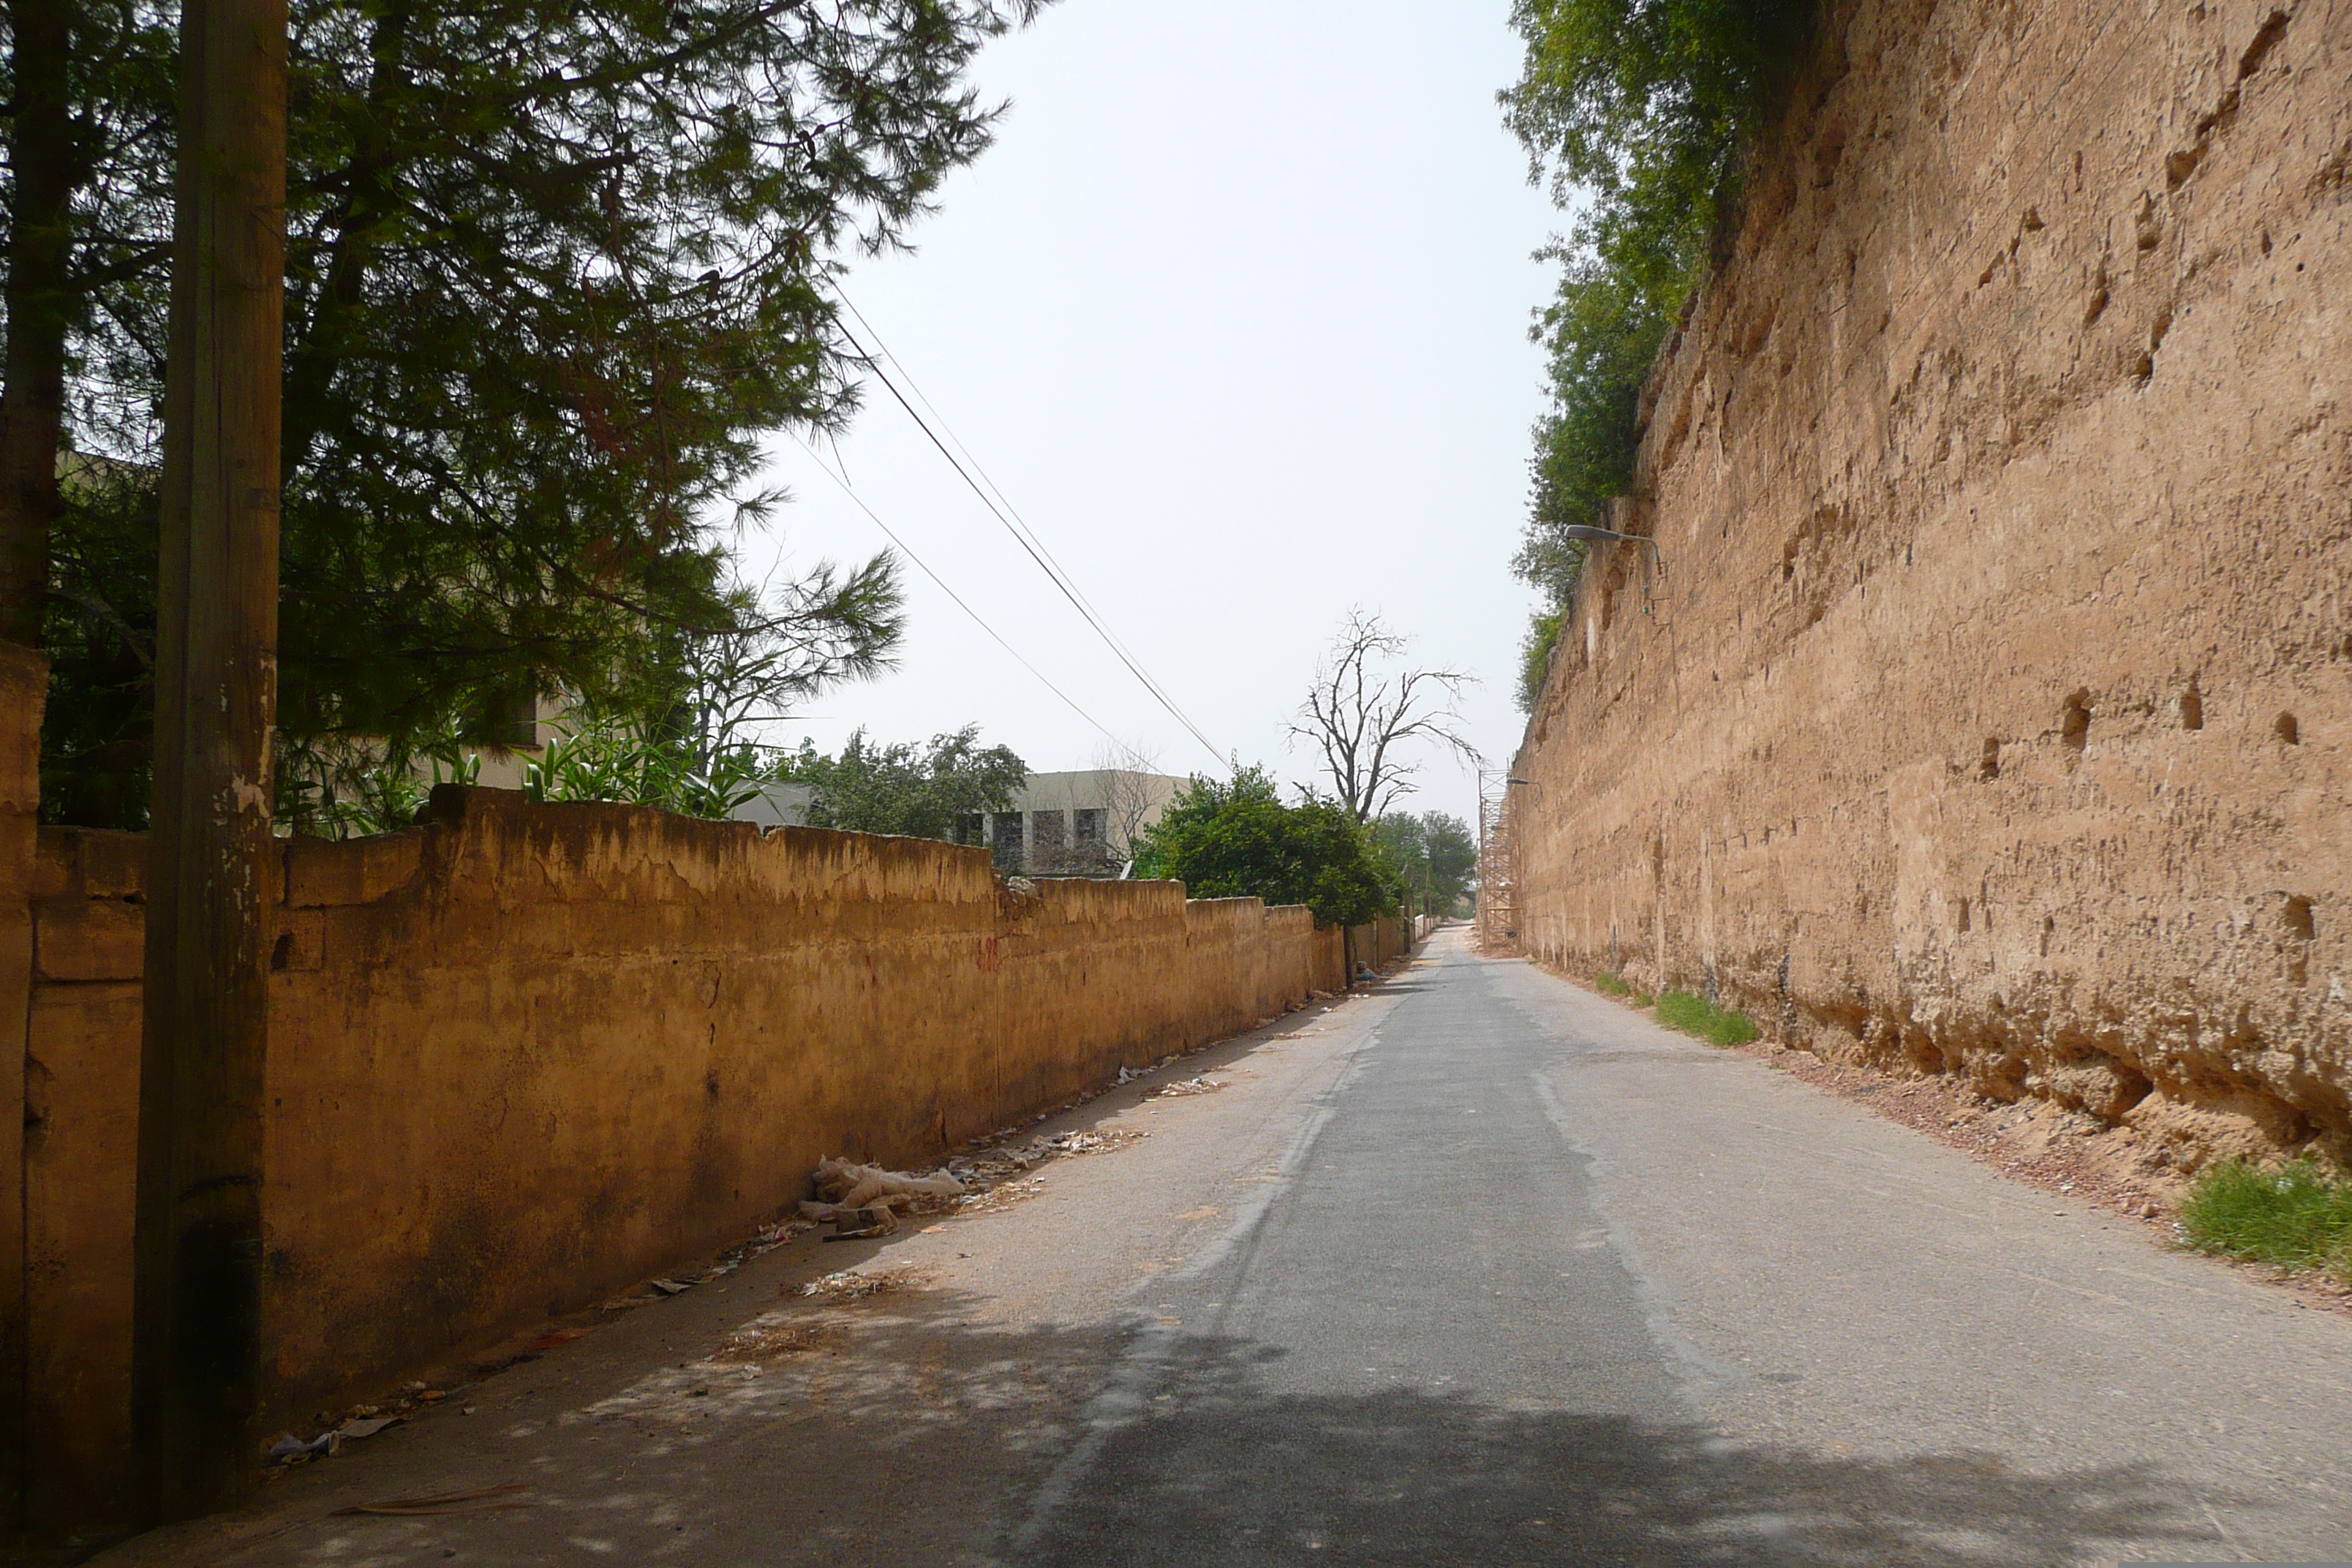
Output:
top-left (1519, 609), bottom-right (1565, 712)
top-left (1594, 971), bottom-right (1631, 996)
top-left (1503, 0), bottom-right (1812, 615)
top-left (1654, 989), bottom-right (1758, 1046)
top-left (2179, 1158), bottom-right (2352, 1281)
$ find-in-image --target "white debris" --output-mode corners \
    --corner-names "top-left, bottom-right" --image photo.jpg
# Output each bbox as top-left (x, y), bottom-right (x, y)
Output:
top-left (796, 1157), bottom-right (968, 1232)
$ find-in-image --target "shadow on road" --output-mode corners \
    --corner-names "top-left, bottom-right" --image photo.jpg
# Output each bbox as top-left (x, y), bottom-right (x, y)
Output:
top-left (1022, 1324), bottom-right (2211, 1567)
top-left (99, 1282), bottom-right (2220, 1568)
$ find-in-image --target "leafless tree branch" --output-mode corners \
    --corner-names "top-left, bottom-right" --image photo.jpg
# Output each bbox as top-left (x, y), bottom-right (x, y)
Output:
top-left (1287, 609), bottom-right (1482, 823)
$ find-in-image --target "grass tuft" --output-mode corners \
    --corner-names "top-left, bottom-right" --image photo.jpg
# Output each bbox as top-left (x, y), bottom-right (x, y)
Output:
top-left (1653, 990), bottom-right (1759, 1047)
top-left (1594, 972), bottom-right (1631, 997)
top-left (2179, 1157), bottom-right (2352, 1281)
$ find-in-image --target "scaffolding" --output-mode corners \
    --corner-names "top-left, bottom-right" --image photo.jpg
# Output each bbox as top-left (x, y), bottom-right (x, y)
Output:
top-left (1474, 778), bottom-right (1520, 955)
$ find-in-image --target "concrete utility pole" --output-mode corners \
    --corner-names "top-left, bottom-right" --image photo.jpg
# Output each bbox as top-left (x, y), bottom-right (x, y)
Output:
top-left (132, 0), bottom-right (287, 1520)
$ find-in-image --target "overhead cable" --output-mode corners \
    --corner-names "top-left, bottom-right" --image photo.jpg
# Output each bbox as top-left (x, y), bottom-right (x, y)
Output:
top-left (836, 293), bottom-right (1210, 747)
top-left (831, 294), bottom-right (1229, 772)
top-left (788, 432), bottom-right (1127, 751)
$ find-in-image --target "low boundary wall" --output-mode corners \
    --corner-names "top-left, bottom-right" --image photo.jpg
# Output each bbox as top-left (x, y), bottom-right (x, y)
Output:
top-left (18, 783), bottom-right (1343, 1530)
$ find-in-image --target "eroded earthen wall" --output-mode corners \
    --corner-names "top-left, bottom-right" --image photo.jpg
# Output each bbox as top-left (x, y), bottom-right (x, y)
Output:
top-left (23, 788), bottom-right (1343, 1527)
top-left (1514, 0), bottom-right (2351, 1173)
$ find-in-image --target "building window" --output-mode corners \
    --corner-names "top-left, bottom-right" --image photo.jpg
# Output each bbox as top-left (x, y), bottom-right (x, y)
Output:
top-left (954, 812), bottom-right (984, 846)
top-left (1074, 808), bottom-right (1105, 846)
top-left (990, 811), bottom-right (1025, 870)
top-left (1032, 810), bottom-right (1067, 857)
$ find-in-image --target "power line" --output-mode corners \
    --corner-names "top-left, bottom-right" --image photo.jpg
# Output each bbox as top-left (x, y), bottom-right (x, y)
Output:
top-left (836, 298), bottom-right (1222, 769)
top-left (788, 432), bottom-right (1127, 752)
top-left (835, 293), bottom-right (1202, 744)
top-left (830, 294), bottom-right (1228, 772)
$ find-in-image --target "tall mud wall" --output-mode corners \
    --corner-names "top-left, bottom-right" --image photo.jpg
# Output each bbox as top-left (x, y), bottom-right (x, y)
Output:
top-left (1513, 0), bottom-right (2351, 1177)
top-left (21, 788), bottom-right (1343, 1530)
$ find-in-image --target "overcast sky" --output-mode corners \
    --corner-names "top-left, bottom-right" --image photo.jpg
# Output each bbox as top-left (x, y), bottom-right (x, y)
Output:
top-left (737, 0), bottom-right (1558, 832)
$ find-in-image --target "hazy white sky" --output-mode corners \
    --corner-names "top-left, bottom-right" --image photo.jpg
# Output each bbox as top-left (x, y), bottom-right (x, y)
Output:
top-left (739, 0), bottom-right (1558, 832)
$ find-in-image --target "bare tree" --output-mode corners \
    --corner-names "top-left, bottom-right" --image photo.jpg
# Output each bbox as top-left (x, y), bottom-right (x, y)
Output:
top-left (1093, 739), bottom-right (1166, 870)
top-left (1289, 611), bottom-right (1481, 823)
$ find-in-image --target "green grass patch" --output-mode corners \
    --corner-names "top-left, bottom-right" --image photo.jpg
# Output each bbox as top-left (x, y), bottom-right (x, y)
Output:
top-left (2179, 1157), bottom-right (2352, 1281)
top-left (1594, 972), bottom-right (1631, 997)
top-left (1653, 990), bottom-right (1759, 1047)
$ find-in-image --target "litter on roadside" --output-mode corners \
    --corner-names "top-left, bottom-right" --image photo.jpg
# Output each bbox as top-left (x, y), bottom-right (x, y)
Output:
top-left (1148, 1077), bottom-right (1226, 1098)
top-left (797, 1156), bottom-right (969, 1237)
top-left (264, 1411), bottom-right (406, 1465)
top-left (796, 1265), bottom-right (924, 1302)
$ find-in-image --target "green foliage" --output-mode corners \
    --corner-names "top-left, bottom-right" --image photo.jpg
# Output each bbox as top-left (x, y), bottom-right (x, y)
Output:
top-left (1132, 766), bottom-right (1397, 929)
top-left (1503, 0), bottom-right (1807, 607)
top-left (39, 456), bottom-right (154, 826)
top-left (1370, 810), bottom-right (1478, 914)
top-left (779, 726), bottom-right (1026, 843)
top-left (1593, 971), bottom-right (1631, 997)
top-left (33, 0), bottom-right (1038, 824)
top-left (277, 746), bottom-right (481, 839)
top-left (2181, 1158), bottom-right (2352, 1281)
top-left (1654, 989), bottom-right (1758, 1045)
top-left (1518, 608), bottom-right (1564, 712)
top-left (518, 716), bottom-right (768, 820)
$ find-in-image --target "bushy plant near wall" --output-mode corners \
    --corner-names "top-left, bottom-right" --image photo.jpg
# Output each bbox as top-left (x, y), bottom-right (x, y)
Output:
top-left (1133, 766), bottom-right (1397, 929)
top-left (1504, 0), bottom-right (1811, 709)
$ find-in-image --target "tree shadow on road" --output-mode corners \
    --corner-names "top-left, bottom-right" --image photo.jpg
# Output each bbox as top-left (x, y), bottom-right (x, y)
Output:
top-left (92, 1288), bottom-right (2223, 1568)
top-left (1016, 1326), bottom-right (2215, 1568)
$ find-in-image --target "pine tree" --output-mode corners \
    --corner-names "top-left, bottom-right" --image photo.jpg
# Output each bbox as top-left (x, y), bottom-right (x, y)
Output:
top-left (7, 0), bottom-right (1045, 823)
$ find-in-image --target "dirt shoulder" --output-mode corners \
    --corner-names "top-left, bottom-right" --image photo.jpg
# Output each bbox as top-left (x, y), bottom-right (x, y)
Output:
top-left (1544, 962), bottom-right (2352, 1319)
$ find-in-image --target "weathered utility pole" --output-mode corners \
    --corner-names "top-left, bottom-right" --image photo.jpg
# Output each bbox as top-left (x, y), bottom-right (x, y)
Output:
top-left (132, 0), bottom-right (287, 1520)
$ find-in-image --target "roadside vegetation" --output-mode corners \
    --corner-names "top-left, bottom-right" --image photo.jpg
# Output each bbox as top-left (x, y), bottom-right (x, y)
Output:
top-left (777, 728), bottom-right (1028, 841)
top-left (1504, 0), bottom-right (1809, 709)
top-left (16, 0), bottom-right (1047, 826)
top-left (1654, 989), bottom-right (1758, 1046)
top-left (1371, 810), bottom-right (1479, 919)
top-left (2180, 1158), bottom-right (2352, 1282)
top-left (1131, 766), bottom-right (1395, 930)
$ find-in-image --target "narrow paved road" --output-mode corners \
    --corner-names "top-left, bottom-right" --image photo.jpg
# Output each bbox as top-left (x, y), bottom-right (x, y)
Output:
top-left (114, 931), bottom-right (2352, 1567)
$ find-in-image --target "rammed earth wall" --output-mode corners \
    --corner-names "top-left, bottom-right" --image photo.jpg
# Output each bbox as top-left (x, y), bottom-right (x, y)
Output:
top-left (17, 785), bottom-right (1343, 1531)
top-left (1513, 0), bottom-right (2351, 1170)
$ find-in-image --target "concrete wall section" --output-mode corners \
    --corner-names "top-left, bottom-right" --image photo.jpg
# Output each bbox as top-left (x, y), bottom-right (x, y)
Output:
top-left (20, 787), bottom-right (1335, 1529)
top-left (1511, 0), bottom-right (2352, 1175)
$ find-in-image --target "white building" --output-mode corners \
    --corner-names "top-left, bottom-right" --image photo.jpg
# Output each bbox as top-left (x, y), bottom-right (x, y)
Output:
top-left (731, 768), bottom-right (1186, 875)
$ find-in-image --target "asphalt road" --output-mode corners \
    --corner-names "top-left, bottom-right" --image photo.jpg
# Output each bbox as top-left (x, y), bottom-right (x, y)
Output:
top-left (110, 930), bottom-right (2352, 1567)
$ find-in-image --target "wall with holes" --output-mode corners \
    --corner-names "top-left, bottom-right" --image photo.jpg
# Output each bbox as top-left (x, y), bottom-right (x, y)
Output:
top-left (1512, 0), bottom-right (2349, 1170)
top-left (19, 788), bottom-right (1343, 1529)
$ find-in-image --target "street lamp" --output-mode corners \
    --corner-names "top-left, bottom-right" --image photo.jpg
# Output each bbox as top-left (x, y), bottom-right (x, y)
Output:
top-left (1558, 524), bottom-right (1667, 578)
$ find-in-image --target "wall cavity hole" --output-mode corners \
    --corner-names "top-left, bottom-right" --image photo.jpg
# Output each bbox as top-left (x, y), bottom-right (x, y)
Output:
top-left (2274, 712), bottom-right (2299, 745)
top-left (1978, 738), bottom-right (2001, 780)
top-left (2179, 679), bottom-right (2203, 731)
top-left (2062, 690), bottom-right (2092, 751)
top-left (270, 933), bottom-right (295, 971)
top-left (2282, 895), bottom-right (2315, 943)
